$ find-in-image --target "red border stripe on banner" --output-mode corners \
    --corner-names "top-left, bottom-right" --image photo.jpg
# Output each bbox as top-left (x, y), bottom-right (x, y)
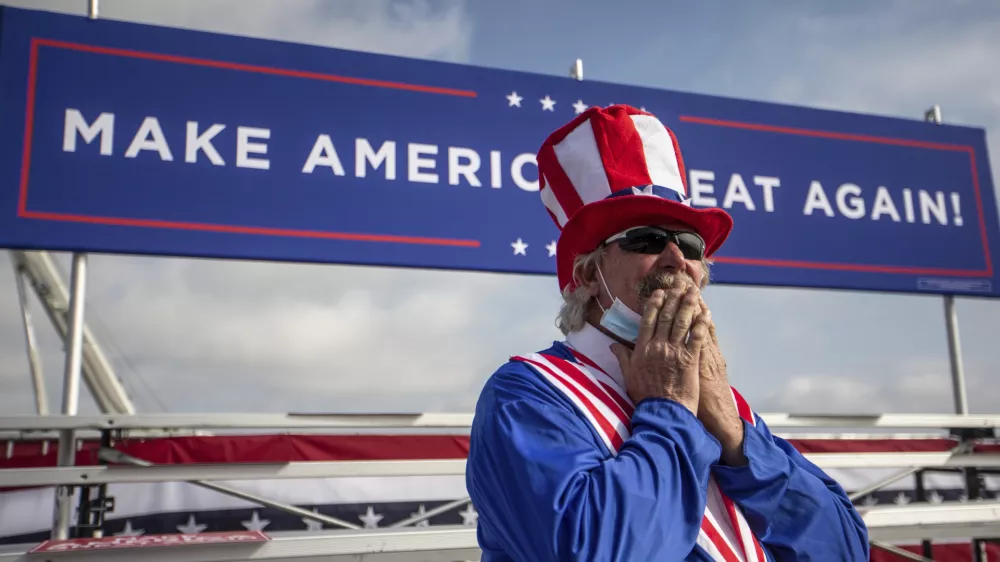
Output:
top-left (678, 115), bottom-right (992, 277)
top-left (16, 38), bottom-right (481, 249)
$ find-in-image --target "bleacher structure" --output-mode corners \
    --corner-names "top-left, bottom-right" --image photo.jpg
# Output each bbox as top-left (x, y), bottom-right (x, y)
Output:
top-left (1, 249), bottom-right (999, 561)
top-left (3, 2), bottom-right (1000, 560)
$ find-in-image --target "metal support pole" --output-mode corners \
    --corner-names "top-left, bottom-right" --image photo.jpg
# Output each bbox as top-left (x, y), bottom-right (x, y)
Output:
top-left (75, 431), bottom-right (114, 538)
top-left (848, 464), bottom-right (928, 503)
top-left (51, 253), bottom-right (88, 540)
top-left (13, 263), bottom-right (48, 415)
top-left (926, 104), bottom-right (982, 562)
top-left (944, 295), bottom-right (969, 414)
top-left (924, 105), bottom-right (969, 416)
top-left (11, 251), bottom-right (136, 414)
top-left (871, 541), bottom-right (935, 562)
top-left (389, 498), bottom-right (471, 528)
top-left (87, 0), bottom-right (99, 19)
top-left (913, 470), bottom-right (933, 559)
top-left (98, 449), bottom-right (362, 530)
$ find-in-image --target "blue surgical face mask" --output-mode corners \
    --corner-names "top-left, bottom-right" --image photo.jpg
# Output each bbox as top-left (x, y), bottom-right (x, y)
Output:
top-left (595, 264), bottom-right (643, 344)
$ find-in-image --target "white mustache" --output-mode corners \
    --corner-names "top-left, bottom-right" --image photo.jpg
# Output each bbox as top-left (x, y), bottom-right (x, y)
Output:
top-left (636, 271), bottom-right (694, 299)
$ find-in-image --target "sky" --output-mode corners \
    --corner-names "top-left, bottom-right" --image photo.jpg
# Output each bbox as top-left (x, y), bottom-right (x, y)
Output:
top-left (1, 0), bottom-right (999, 419)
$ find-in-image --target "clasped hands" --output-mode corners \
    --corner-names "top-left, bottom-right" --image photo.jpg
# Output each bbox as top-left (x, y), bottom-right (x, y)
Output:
top-left (609, 281), bottom-right (748, 466)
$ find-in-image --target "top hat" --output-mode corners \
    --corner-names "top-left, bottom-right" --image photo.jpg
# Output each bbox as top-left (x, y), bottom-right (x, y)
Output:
top-left (537, 104), bottom-right (733, 292)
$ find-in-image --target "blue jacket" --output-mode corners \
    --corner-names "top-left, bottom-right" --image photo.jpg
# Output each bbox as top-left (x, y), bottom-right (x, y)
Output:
top-left (465, 340), bottom-right (870, 561)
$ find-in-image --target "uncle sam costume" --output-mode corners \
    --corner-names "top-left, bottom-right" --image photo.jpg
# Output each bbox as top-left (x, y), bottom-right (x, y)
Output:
top-left (465, 105), bottom-right (870, 561)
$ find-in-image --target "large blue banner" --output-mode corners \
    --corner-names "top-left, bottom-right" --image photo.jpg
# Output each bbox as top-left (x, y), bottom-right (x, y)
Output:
top-left (1, 7), bottom-right (997, 297)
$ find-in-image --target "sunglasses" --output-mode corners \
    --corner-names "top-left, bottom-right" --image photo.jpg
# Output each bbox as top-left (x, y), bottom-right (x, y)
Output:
top-left (605, 226), bottom-right (706, 260)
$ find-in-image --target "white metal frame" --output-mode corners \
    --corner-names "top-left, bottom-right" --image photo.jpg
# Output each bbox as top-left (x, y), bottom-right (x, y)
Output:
top-left (8, 251), bottom-right (134, 415)
top-left (6, 412), bottom-right (1000, 433)
top-left (3, 412), bottom-right (1000, 433)
top-left (865, 502), bottom-right (1000, 542)
top-left (4, 452), bottom-right (1000, 489)
top-left (0, 459), bottom-right (468, 487)
top-left (1, 414), bottom-right (998, 540)
top-left (0, 526), bottom-right (482, 562)
top-left (0, 413), bottom-right (474, 432)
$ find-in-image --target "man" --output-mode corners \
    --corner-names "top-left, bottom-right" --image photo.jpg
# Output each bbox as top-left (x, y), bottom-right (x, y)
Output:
top-left (465, 105), bottom-right (870, 561)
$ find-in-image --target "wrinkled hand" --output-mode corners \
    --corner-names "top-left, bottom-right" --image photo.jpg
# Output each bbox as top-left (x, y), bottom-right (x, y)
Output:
top-left (609, 281), bottom-right (710, 416)
top-left (696, 297), bottom-right (746, 466)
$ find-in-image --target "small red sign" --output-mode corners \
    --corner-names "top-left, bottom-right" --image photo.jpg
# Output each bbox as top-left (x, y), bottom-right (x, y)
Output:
top-left (29, 531), bottom-right (270, 553)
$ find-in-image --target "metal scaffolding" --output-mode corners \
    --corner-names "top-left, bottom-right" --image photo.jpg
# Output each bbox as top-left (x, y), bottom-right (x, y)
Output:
top-left (0, 411), bottom-right (998, 560)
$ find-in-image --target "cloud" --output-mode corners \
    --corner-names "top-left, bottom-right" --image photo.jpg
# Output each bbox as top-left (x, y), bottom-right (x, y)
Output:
top-left (0, 249), bottom-right (565, 415)
top-left (2, 0), bottom-right (999, 426)
top-left (776, 5), bottom-right (1000, 129)
top-left (0, 0), bottom-right (493, 416)
top-left (2, 0), bottom-right (472, 62)
top-left (757, 362), bottom-right (995, 416)
top-left (655, 1), bottom-right (1000, 418)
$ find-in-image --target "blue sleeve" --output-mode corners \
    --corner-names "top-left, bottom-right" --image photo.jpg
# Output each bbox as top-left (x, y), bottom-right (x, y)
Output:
top-left (712, 414), bottom-right (870, 561)
top-left (466, 366), bottom-right (723, 562)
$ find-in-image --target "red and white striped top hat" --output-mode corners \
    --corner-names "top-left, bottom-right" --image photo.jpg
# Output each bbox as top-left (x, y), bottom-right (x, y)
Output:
top-left (537, 104), bottom-right (733, 292)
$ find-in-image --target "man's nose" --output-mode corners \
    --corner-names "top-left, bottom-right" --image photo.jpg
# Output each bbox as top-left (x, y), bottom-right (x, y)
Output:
top-left (653, 241), bottom-right (686, 269)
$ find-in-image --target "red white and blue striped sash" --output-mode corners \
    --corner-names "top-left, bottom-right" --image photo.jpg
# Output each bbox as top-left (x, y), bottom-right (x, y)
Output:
top-left (514, 350), bottom-right (767, 562)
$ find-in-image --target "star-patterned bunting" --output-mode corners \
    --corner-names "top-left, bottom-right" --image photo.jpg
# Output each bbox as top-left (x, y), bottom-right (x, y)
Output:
top-left (4, 488), bottom-right (995, 547)
top-left (409, 504), bottom-right (431, 528)
top-left (459, 504), bottom-right (478, 526)
top-left (241, 510), bottom-right (270, 531)
top-left (359, 506), bottom-right (383, 529)
top-left (302, 508), bottom-right (324, 531)
top-left (114, 520), bottom-right (144, 536)
top-left (177, 515), bottom-right (206, 534)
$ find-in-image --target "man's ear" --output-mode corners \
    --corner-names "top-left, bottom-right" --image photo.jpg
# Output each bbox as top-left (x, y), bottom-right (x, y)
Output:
top-left (583, 262), bottom-right (603, 299)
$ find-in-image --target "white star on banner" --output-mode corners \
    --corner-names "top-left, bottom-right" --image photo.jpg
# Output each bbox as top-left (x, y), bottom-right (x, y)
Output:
top-left (177, 515), bottom-right (206, 534)
top-left (410, 504), bottom-right (430, 528)
top-left (928, 491), bottom-right (944, 504)
top-left (511, 238), bottom-right (528, 255)
top-left (459, 504), bottom-right (478, 526)
top-left (572, 100), bottom-right (587, 114)
top-left (114, 520), bottom-right (144, 536)
top-left (640, 106), bottom-right (647, 111)
top-left (242, 510), bottom-right (270, 531)
top-left (546, 241), bottom-right (557, 257)
top-left (861, 496), bottom-right (878, 507)
top-left (506, 91), bottom-right (523, 107)
top-left (893, 493), bottom-right (911, 506)
top-left (302, 509), bottom-right (324, 531)
top-left (359, 506), bottom-right (383, 529)
top-left (540, 95), bottom-right (556, 111)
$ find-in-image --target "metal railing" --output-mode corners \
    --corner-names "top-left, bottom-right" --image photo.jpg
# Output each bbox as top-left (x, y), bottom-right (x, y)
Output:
top-left (0, 412), bottom-right (997, 562)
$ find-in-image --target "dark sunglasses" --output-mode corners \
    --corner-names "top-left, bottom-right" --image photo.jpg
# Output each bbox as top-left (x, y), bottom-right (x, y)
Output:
top-left (605, 226), bottom-right (706, 260)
